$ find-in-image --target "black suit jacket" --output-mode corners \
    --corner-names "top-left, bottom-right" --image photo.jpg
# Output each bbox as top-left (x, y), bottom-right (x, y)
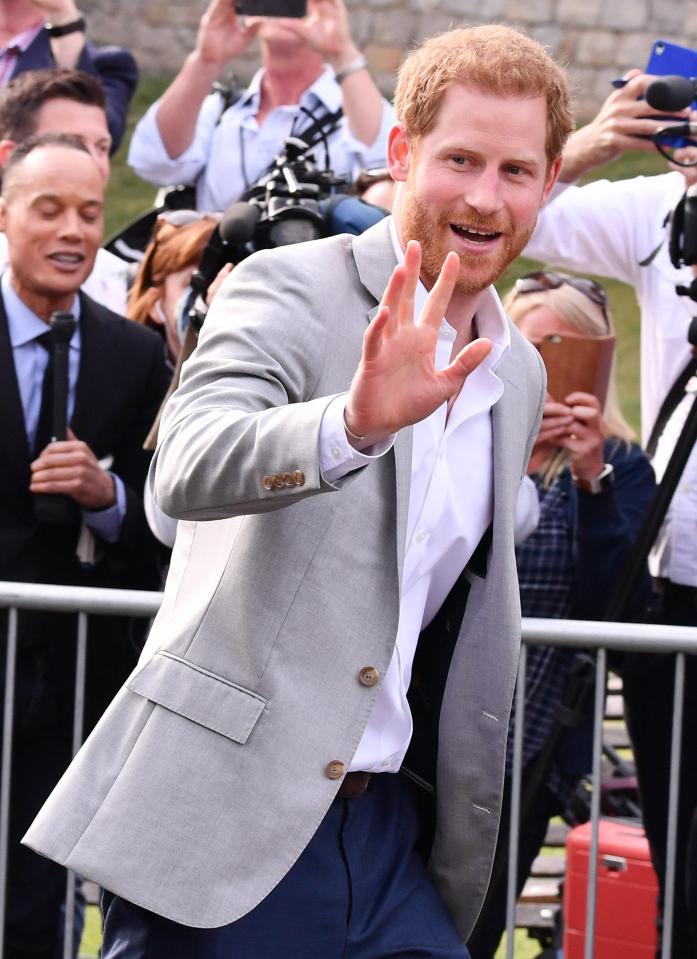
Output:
top-left (0, 290), bottom-right (170, 730)
top-left (11, 31), bottom-right (138, 152)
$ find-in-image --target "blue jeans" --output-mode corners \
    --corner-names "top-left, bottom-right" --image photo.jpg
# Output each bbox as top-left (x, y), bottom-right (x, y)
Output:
top-left (101, 772), bottom-right (470, 959)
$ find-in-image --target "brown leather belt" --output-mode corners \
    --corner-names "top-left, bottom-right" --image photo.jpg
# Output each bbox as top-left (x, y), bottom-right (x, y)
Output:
top-left (336, 771), bottom-right (372, 799)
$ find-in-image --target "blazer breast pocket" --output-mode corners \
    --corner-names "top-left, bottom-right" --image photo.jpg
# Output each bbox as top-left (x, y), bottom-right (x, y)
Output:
top-left (127, 651), bottom-right (267, 745)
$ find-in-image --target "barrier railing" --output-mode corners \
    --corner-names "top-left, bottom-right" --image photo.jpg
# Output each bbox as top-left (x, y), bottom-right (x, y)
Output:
top-left (1, 582), bottom-right (696, 958)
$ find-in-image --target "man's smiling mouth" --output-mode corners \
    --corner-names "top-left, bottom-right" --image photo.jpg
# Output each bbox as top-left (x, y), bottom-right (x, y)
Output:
top-left (450, 224), bottom-right (501, 243)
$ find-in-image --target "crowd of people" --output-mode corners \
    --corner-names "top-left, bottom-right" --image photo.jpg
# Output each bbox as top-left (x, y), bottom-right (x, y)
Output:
top-left (1, 2), bottom-right (696, 958)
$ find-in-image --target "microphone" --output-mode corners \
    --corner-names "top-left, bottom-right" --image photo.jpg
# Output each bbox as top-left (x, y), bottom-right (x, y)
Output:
top-left (50, 311), bottom-right (76, 443)
top-left (185, 202), bottom-right (261, 330)
top-left (646, 75), bottom-right (697, 112)
top-left (34, 311), bottom-right (79, 527)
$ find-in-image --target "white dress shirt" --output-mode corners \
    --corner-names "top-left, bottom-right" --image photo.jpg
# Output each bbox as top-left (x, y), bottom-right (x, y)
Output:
top-left (319, 222), bottom-right (510, 772)
top-left (526, 171), bottom-right (697, 587)
top-left (128, 66), bottom-right (395, 213)
top-left (0, 233), bottom-right (129, 316)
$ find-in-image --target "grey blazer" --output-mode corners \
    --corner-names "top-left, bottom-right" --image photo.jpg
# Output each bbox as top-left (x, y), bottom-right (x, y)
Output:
top-left (25, 217), bottom-right (545, 939)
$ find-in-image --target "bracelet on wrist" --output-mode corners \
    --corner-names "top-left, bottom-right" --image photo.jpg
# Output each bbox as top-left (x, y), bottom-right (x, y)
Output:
top-left (334, 55), bottom-right (368, 85)
top-left (343, 413), bottom-right (366, 443)
top-left (571, 462), bottom-right (614, 495)
top-left (45, 16), bottom-right (86, 38)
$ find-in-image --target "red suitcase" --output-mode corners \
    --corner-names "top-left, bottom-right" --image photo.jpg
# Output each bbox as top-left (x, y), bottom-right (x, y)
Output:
top-left (564, 818), bottom-right (659, 958)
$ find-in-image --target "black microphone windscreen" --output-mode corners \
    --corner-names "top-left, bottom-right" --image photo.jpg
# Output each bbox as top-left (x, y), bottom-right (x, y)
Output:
top-left (646, 75), bottom-right (696, 112)
top-left (219, 202), bottom-right (261, 244)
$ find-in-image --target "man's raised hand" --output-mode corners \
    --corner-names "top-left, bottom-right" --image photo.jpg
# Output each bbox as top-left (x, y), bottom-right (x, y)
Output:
top-left (344, 241), bottom-right (492, 447)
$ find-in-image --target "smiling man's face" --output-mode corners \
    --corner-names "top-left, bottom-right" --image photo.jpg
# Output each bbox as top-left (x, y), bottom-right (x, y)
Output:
top-left (390, 83), bottom-right (560, 298)
top-left (0, 144), bottom-right (103, 318)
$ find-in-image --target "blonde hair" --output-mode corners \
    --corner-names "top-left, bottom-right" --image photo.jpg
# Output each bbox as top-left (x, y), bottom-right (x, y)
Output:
top-left (127, 215), bottom-right (218, 330)
top-left (394, 24), bottom-right (574, 163)
top-left (503, 279), bottom-right (634, 484)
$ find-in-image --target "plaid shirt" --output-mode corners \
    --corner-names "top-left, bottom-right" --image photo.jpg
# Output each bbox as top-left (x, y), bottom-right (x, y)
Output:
top-left (506, 473), bottom-right (578, 803)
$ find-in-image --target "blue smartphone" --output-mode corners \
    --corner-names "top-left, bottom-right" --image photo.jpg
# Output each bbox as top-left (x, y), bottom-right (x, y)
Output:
top-left (613, 39), bottom-right (697, 97)
top-left (612, 40), bottom-right (697, 149)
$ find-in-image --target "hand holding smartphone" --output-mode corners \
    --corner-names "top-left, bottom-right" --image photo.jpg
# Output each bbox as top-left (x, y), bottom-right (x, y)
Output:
top-left (235, 0), bottom-right (307, 17)
top-left (538, 333), bottom-right (615, 408)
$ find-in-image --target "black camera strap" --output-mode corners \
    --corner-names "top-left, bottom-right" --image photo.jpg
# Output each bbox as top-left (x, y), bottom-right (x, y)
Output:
top-left (646, 356), bottom-right (697, 458)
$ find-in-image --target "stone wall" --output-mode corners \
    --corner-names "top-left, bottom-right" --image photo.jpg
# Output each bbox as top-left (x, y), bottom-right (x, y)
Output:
top-left (81, 0), bottom-right (697, 119)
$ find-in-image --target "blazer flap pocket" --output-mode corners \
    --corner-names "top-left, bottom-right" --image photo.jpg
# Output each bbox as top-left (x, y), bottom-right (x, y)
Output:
top-left (127, 652), bottom-right (266, 744)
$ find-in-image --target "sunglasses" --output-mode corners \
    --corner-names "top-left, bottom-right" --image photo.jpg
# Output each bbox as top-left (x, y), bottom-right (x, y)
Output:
top-left (156, 209), bottom-right (216, 229)
top-left (513, 271), bottom-right (610, 328)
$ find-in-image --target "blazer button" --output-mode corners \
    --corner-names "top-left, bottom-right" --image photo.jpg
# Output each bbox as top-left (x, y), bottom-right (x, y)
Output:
top-left (262, 475), bottom-right (274, 491)
top-left (325, 760), bottom-right (345, 780)
top-left (272, 474), bottom-right (284, 488)
top-left (282, 472), bottom-right (294, 487)
top-left (358, 666), bottom-right (379, 687)
top-left (293, 470), bottom-right (305, 487)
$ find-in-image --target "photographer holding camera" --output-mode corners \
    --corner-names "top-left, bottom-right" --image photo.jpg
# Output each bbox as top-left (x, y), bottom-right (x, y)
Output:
top-left (128, 0), bottom-right (393, 212)
top-left (524, 69), bottom-right (697, 957)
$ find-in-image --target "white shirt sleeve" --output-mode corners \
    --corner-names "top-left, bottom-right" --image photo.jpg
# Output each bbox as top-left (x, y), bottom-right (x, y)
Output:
top-left (319, 394), bottom-right (395, 485)
top-left (144, 478), bottom-right (179, 548)
top-left (514, 474), bottom-right (540, 547)
top-left (128, 92), bottom-right (225, 190)
top-left (526, 174), bottom-right (679, 287)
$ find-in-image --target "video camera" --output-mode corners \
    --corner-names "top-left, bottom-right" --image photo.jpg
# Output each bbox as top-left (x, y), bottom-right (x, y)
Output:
top-left (182, 130), bottom-right (387, 330)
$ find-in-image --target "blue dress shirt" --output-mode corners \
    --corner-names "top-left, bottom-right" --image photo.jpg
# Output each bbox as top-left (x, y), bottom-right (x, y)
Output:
top-left (2, 271), bottom-right (126, 543)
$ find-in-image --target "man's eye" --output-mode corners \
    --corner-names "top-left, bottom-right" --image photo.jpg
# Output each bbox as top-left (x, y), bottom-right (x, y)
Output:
top-left (506, 165), bottom-right (525, 176)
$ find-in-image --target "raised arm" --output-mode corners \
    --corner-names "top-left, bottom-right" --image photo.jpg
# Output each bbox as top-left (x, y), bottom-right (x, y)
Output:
top-left (559, 70), bottom-right (689, 183)
top-left (155, 0), bottom-right (260, 160)
top-left (281, 0), bottom-right (387, 147)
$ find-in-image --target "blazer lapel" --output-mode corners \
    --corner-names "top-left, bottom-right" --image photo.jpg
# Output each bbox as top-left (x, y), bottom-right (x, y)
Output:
top-left (490, 344), bottom-right (530, 551)
top-left (352, 219), bottom-right (413, 588)
top-left (0, 293), bottom-right (33, 486)
top-left (71, 294), bottom-right (115, 451)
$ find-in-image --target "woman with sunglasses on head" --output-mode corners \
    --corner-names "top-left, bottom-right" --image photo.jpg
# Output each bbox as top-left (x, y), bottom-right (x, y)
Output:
top-left (128, 210), bottom-right (224, 369)
top-left (128, 210), bottom-right (231, 548)
top-left (467, 272), bottom-right (656, 959)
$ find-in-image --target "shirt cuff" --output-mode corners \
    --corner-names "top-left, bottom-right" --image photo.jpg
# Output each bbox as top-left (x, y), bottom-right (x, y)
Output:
top-left (514, 474), bottom-right (540, 546)
top-left (81, 473), bottom-right (126, 543)
top-left (319, 394), bottom-right (395, 485)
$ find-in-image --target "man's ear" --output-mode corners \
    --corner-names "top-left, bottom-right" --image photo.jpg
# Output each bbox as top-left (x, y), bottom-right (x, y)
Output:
top-left (540, 154), bottom-right (563, 206)
top-left (0, 140), bottom-right (16, 171)
top-left (387, 123), bottom-right (412, 182)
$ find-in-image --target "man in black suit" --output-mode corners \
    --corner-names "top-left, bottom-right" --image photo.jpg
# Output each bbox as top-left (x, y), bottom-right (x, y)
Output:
top-left (0, 0), bottom-right (137, 151)
top-left (0, 133), bottom-right (169, 958)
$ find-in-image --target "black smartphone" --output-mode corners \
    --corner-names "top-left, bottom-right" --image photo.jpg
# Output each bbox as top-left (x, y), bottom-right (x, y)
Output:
top-left (235, 0), bottom-right (307, 17)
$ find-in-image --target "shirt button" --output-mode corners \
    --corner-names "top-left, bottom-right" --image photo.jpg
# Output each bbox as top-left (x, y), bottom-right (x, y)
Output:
top-left (331, 446), bottom-right (341, 460)
top-left (325, 760), bottom-right (345, 780)
top-left (415, 530), bottom-right (427, 544)
top-left (358, 666), bottom-right (379, 687)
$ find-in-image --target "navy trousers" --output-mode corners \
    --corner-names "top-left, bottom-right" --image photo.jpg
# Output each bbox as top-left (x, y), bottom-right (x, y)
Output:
top-left (101, 772), bottom-right (470, 959)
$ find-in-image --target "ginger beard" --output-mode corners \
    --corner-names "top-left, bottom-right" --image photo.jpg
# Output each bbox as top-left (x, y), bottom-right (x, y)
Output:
top-left (399, 177), bottom-right (537, 296)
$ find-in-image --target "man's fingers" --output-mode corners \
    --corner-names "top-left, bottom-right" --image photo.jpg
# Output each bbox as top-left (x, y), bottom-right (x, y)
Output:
top-left (441, 337), bottom-right (492, 389)
top-left (380, 264), bottom-right (407, 335)
top-left (398, 241), bottom-right (421, 327)
top-left (362, 305), bottom-right (390, 360)
top-left (420, 251), bottom-right (459, 329)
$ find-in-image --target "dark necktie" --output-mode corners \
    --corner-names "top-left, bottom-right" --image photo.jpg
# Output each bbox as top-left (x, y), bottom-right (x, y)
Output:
top-left (33, 330), bottom-right (55, 457)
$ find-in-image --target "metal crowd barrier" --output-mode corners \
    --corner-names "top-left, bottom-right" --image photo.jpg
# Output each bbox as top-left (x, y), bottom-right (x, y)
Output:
top-left (1, 582), bottom-right (696, 958)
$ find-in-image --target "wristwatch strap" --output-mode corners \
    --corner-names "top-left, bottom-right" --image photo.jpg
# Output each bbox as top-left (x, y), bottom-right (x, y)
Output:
top-left (45, 16), bottom-right (86, 38)
top-left (572, 462), bottom-right (615, 495)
